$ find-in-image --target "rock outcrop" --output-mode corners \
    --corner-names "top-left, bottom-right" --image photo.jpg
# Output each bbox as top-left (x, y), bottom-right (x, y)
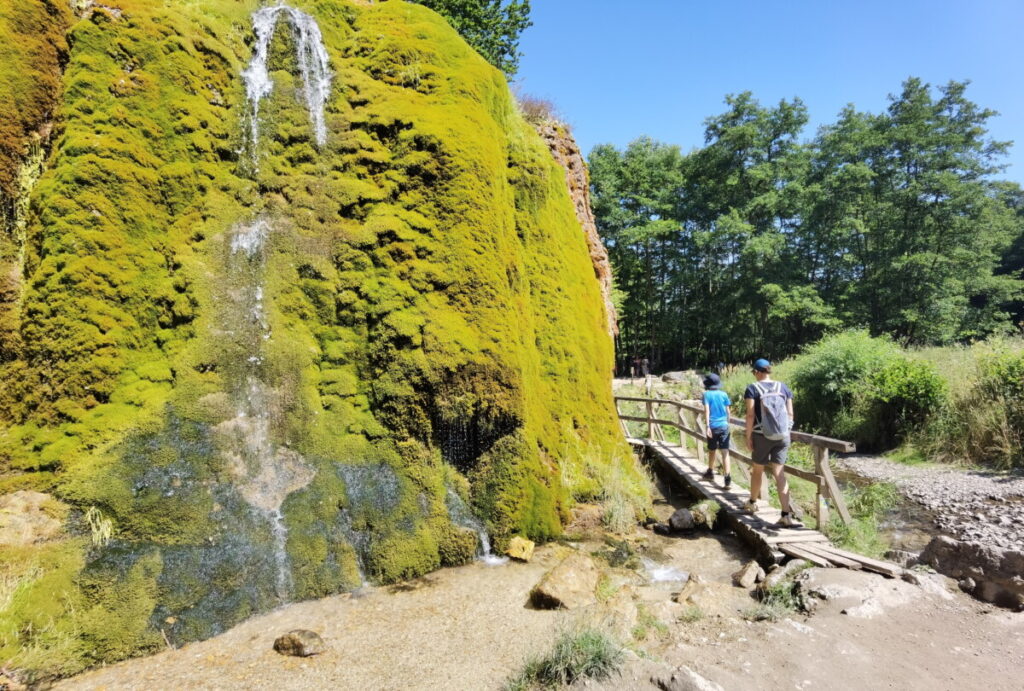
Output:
top-left (918, 536), bottom-right (1024, 610)
top-left (533, 121), bottom-right (618, 338)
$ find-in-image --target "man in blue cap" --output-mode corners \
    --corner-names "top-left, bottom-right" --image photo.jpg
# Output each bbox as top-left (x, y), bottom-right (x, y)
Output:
top-left (743, 358), bottom-right (801, 527)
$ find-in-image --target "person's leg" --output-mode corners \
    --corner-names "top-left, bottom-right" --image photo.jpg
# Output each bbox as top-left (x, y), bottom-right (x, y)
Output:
top-left (767, 461), bottom-right (792, 513)
top-left (747, 463), bottom-right (764, 510)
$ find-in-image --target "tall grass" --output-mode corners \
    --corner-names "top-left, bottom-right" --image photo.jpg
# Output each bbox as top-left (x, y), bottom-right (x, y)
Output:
top-left (504, 627), bottom-right (624, 690)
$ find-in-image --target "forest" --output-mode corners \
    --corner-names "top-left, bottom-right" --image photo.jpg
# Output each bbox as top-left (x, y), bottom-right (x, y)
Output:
top-left (589, 79), bottom-right (1024, 371)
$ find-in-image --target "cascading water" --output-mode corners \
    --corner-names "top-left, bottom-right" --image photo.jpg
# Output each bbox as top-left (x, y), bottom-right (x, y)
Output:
top-left (446, 488), bottom-right (508, 566)
top-left (218, 216), bottom-right (314, 600)
top-left (241, 3), bottom-right (333, 160)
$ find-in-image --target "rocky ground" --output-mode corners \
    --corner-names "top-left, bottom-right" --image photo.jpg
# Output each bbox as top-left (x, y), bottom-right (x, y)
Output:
top-left (50, 473), bottom-right (1024, 691)
top-left (835, 454), bottom-right (1024, 549)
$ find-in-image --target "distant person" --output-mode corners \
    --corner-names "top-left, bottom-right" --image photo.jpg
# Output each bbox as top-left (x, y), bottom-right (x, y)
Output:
top-left (641, 357), bottom-right (650, 377)
top-left (743, 358), bottom-right (801, 527)
top-left (701, 373), bottom-right (732, 488)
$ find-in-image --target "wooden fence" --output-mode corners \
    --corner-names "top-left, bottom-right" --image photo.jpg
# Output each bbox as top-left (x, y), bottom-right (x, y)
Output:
top-left (614, 394), bottom-right (856, 527)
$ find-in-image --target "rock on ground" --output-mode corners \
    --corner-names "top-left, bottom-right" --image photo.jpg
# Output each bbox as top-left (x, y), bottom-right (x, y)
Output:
top-left (795, 568), bottom-right (928, 618)
top-left (919, 535), bottom-right (1024, 610)
top-left (731, 560), bottom-right (763, 589)
top-left (0, 490), bottom-right (64, 546)
top-left (506, 536), bottom-right (535, 562)
top-left (668, 508), bottom-right (695, 532)
top-left (272, 629), bottom-right (326, 657)
top-left (530, 552), bottom-right (600, 609)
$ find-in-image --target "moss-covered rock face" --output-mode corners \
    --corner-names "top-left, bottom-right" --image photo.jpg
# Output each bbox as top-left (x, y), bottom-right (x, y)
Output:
top-left (0, 0), bottom-right (637, 679)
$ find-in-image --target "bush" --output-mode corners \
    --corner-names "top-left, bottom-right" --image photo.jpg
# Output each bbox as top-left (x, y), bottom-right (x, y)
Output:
top-left (789, 331), bottom-right (945, 451)
top-left (504, 628), bottom-right (624, 690)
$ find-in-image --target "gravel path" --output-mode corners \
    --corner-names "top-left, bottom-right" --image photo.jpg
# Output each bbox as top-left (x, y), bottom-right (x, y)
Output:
top-left (836, 455), bottom-right (1024, 549)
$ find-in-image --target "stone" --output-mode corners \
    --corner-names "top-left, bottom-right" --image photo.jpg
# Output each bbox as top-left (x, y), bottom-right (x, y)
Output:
top-left (650, 665), bottom-right (725, 691)
top-left (0, 491), bottom-right (64, 547)
top-left (603, 587), bottom-right (639, 639)
top-left (660, 371), bottom-right (687, 383)
top-left (669, 508), bottom-right (696, 532)
top-left (919, 535), bottom-right (1024, 610)
top-left (758, 559), bottom-right (811, 594)
top-left (653, 522), bottom-right (673, 536)
top-left (690, 502), bottom-right (717, 528)
top-left (795, 568), bottom-right (923, 618)
top-left (506, 536), bottom-right (535, 562)
top-left (731, 560), bottom-right (762, 589)
top-left (885, 549), bottom-right (919, 568)
top-left (273, 629), bottom-right (326, 657)
top-left (530, 552), bottom-right (601, 609)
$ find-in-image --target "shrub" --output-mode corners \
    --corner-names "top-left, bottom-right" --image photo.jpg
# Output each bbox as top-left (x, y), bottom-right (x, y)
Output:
top-left (855, 358), bottom-right (947, 449)
top-left (504, 628), bottom-right (624, 690)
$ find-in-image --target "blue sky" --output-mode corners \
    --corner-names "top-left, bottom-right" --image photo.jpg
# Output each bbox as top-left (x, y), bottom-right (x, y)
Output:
top-left (515, 0), bottom-right (1024, 177)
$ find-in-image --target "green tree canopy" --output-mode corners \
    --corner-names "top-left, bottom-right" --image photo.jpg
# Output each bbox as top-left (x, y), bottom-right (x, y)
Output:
top-left (590, 79), bottom-right (1024, 371)
top-left (412, 0), bottom-right (531, 77)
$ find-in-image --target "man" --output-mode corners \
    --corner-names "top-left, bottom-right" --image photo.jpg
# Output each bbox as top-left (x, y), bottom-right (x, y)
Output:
top-left (743, 358), bottom-right (801, 527)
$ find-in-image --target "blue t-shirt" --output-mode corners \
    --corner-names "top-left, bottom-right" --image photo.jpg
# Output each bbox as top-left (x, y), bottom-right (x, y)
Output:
top-left (703, 389), bottom-right (731, 429)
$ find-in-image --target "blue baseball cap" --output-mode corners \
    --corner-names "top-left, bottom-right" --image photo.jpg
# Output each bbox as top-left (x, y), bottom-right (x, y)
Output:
top-left (753, 358), bottom-right (771, 372)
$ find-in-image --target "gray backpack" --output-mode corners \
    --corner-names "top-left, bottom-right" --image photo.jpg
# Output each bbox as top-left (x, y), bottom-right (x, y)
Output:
top-left (755, 381), bottom-right (790, 441)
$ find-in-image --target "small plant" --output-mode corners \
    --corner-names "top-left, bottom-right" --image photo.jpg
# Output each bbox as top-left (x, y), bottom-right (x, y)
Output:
top-left (631, 604), bottom-right (669, 641)
top-left (742, 581), bottom-right (801, 622)
top-left (504, 627), bottom-right (624, 690)
top-left (691, 500), bottom-right (720, 527)
top-left (84, 506), bottom-right (113, 547)
top-left (595, 574), bottom-right (620, 602)
top-left (677, 605), bottom-right (703, 623)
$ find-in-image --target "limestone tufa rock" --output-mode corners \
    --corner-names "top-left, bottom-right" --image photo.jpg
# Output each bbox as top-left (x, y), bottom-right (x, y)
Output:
top-left (650, 664), bottom-right (725, 691)
top-left (273, 629), bottom-right (326, 657)
top-left (530, 552), bottom-right (601, 609)
top-left (669, 508), bottom-right (696, 532)
top-left (505, 536), bottom-right (535, 562)
top-left (731, 560), bottom-right (764, 589)
top-left (758, 559), bottom-right (811, 594)
top-left (603, 586), bottom-right (639, 639)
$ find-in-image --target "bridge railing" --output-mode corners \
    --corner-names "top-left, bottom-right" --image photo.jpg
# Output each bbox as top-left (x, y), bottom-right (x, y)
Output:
top-left (614, 394), bottom-right (855, 527)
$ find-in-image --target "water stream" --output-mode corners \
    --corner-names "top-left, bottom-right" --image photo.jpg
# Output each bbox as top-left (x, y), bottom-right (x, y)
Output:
top-left (446, 489), bottom-right (508, 566)
top-left (241, 3), bottom-right (333, 159)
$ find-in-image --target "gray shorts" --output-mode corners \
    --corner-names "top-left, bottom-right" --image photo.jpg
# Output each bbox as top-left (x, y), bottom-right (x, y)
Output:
top-left (752, 433), bottom-right (789, 465)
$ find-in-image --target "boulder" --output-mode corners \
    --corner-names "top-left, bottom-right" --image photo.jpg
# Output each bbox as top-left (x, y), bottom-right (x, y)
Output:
top-left (668, 508), bottom-right (696, 532)
top-left (690, 502), bottom-right (718, 528)
top-left (505, 536), bottom-right (535, 562)
top-left (731, 560), bottom-right (764, 589)
top-left (650, 665), bottom-right (725, 691)
top-left (273, 629), bottom-right (326, 657)
top-left (794, 568), bottom-right (922, 618)
top-left (918, 535), bottom-right (1024, 610)
top-left (661, 371), bottom-right (687, 383)
top-left (602, 586), bottom-right (638, 639)
top-left (530, 552), bottom-right (601, 609)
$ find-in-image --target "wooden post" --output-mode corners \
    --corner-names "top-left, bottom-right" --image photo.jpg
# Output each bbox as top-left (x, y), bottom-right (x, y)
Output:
top-left (815, 447), bottom-right (852, 524)
top-left (693, 410), bottom-right (705, 465)
top-left (645, 400), bottom-right (654, 440)
top-left (812, 445), bottom-right (830, 528)
top-left (678, 405), bottom-right (689, 451)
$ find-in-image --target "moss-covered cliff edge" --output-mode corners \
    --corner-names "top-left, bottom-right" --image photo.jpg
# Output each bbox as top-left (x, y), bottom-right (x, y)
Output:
top-left (0, 0), bottom-right (641, 679)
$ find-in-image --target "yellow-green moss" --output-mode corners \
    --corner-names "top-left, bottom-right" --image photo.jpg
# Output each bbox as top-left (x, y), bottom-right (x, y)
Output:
top-left (0, 0), bottom-right (642, 679)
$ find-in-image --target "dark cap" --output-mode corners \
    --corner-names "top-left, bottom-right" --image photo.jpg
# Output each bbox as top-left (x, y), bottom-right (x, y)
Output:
top-left (703, 373), bottom-right (721, 389)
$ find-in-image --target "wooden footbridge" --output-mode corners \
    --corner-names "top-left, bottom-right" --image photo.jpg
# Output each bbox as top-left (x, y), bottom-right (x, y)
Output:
top-left (616, 393), bottom-right (903, 577)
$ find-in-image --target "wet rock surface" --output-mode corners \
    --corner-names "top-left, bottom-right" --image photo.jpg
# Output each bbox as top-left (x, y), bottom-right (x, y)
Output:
top-left (530, 552), bottom-right (601, 609)
top-left (836, 454), bottom-right (1024, 549)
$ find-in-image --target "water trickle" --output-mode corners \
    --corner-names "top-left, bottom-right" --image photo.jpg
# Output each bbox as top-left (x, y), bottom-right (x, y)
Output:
top-left (217, 216), bottom-right (314, 601)
top-left (242, 4), bottom-right (333, 159)
top-left (446, 488), bottom-right (508, 566)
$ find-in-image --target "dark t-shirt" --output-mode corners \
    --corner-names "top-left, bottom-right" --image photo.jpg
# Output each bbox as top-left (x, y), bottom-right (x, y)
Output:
top-left (744, 380), bottom-right (793, 428)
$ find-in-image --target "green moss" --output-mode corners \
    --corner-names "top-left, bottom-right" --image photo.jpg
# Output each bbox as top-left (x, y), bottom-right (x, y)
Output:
top-left (0, 0), bottom-right (642, 678)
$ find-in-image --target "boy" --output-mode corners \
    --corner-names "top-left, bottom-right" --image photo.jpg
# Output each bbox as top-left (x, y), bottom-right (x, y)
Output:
top-left (701, 373), bottom-right (732, 488)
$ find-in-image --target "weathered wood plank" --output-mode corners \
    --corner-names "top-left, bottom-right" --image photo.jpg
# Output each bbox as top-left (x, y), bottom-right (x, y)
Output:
top-left (779, 544), bottom-right (834, 568)
top-left (820, 546), bottom-right (904, 577)
top-left (799, 543), bottom-right (863, 569)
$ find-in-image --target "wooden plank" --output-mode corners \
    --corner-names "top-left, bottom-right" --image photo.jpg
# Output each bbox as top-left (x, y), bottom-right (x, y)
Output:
top-left (763, 533), bottom-right (831, 545)
top-left (821, 546), bottom-right (904, 577)
top-left (798, 543), bottom-right (863, 570)
top-left (779, 544), bottom-right (833, 568)
top-left (817, 448), bottom-right (853, 525)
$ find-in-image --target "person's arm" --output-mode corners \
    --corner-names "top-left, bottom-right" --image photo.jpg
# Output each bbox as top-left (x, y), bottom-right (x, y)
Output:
top-left (745, 397), bottom-right (755, 450)
top-left (704, 397), bottom-right (712, 438)
top-left (787, 397), bottom-right (795, 430)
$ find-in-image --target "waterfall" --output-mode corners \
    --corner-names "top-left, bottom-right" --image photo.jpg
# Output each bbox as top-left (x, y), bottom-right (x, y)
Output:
top-left (218, 216), bottom-right (314, 601)
top-left (445, 488), bottom-right (508, 566)
top-left (242, 4), bottom-right (333, 159)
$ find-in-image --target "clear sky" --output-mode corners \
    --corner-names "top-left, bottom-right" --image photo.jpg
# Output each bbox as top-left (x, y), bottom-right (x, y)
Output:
top-left (514, 0), bottom-right (1024, 177)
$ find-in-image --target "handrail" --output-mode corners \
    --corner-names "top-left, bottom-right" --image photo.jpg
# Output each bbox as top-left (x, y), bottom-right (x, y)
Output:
top-left (614, 394), bottom-right (854, 525)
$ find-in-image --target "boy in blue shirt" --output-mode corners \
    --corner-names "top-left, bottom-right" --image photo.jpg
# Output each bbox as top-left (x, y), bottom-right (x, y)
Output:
top-left (701, 373), bottom-right (732, 488)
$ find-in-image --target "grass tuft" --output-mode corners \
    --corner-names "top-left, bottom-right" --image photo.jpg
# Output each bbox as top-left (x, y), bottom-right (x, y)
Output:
top-left (504, 627), bottom-right (625, 690)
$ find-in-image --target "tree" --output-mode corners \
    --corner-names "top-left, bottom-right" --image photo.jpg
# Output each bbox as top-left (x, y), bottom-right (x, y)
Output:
top-left (412, 0), bottom-right (531, 77)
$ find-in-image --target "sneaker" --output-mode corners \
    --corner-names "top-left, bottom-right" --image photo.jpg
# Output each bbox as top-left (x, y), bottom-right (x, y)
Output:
top-left (777, 513), bottom-right (803, 528)
top-left (723, 474), bottom-right (732, 489)
top-left (743, 499), bottom-right (758, 514)
top-left (702, 468), bottom-right (714, 481)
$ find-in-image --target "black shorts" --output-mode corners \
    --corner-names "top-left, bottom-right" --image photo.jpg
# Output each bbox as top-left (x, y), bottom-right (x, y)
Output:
top-left (707, 427), bottom-right (730, 450)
